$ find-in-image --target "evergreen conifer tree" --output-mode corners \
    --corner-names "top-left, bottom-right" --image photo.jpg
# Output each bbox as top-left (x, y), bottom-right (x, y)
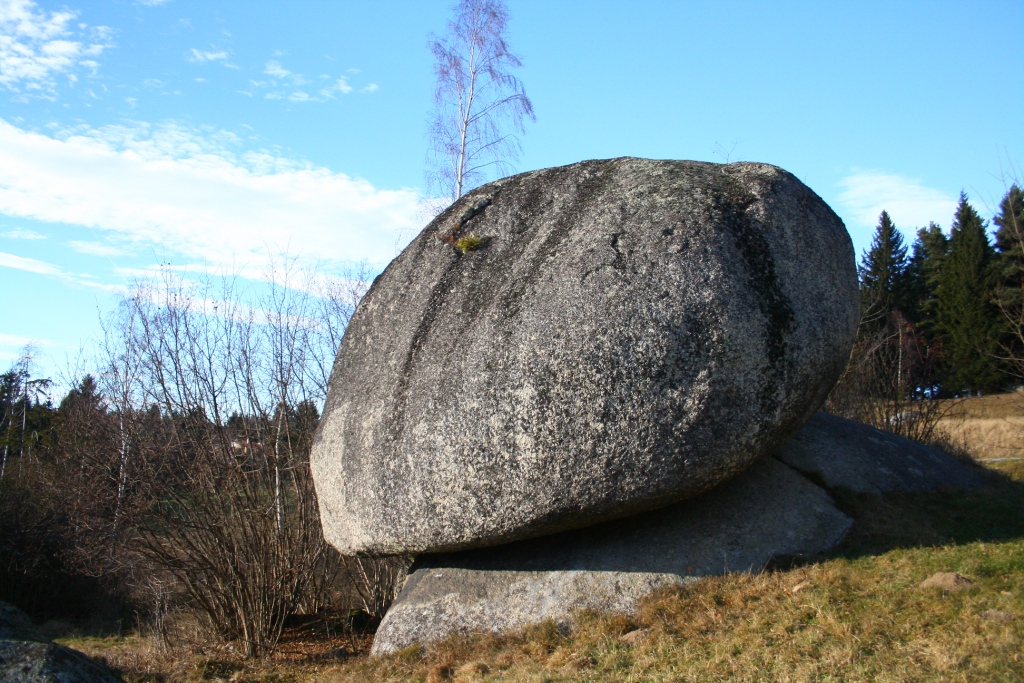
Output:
top-left (906, 222), bottom-right (948, 332)
top-left (858, 211), bottom-right (910, 331)
top-left (993, 184), bottom-right (1024, 377)
top-left (994, 185), bottom-right (1024, 259)
top-left (935, 193), bottom-right (1004, 394)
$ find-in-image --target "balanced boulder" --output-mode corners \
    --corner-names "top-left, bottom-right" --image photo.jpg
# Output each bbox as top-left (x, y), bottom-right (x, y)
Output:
top-left (312, 158), bottom-right (859, 555)
top-left (372, 454), bottom-right (852, 654)
top-left (371, 412), bottom-right (990, 654)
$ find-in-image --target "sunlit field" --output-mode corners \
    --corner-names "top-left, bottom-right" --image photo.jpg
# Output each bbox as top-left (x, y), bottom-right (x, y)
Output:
top-left (52, 395), bottom-right (1024, 683)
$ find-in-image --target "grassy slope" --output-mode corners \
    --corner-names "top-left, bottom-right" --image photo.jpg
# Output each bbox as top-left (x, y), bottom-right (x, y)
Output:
top-left (327, 461), bottom-right (1024, 683)
top-left (62, 398), bottom-right (1024, 683)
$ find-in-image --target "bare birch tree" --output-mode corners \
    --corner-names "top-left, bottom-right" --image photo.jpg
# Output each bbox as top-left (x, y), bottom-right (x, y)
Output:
top-left (428, 0), bottom-right (534, 203)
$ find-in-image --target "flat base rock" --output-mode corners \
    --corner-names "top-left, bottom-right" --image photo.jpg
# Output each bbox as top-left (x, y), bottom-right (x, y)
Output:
top-left (775, 412), bottom-right (989, 494)
top-left (371, 414), bottom-right (990, 655)
top-left (372, 456), bottom-right (850, 655)
top-left (0, 602), bottom-right (123, 683)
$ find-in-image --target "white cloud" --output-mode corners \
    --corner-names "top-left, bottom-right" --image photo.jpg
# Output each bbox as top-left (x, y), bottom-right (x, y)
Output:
top-left (0, 0), bottom-right (112, 95)
top-left (837, 171), bottom-right (958, 232)
top-left (0, 249), bottom-right (119, 289)
top-left (67, 239), bottom-right (131, 257)
top-left (136, 0), bottom-right (171, 6)
top-left (0, 332), bottom-right (70, 349)
top-left (0, 333), bottom-right (77, 368)
top-left (0, 249), bottom-right (62, 275)
top-left (333, 76), bottom-right (352, 94)
top-left (263, 60), bottom-right (291, 79)
top-left (260, 59), bottom-right (370, 102)
top-left (1, 227), bottom-right (44, 239)
top-left (0, 118), bottom-right (423, 272)
top-left (188, 48), bottom-right (229, 63)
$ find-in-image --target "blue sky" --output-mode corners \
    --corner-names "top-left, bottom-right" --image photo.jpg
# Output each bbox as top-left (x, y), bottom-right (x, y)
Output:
top-left (1, 0), bottom-right (1022, 381)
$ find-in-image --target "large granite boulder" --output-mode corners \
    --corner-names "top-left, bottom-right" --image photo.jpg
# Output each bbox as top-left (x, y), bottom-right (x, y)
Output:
top-left (0, 602), bottom-right (123, 683)
top-left (371, 413), bottom-right (990, 654)
top-left (372, 455), bottom-right (852, 654)
top-left (312, 158), bottom-right (859, 555)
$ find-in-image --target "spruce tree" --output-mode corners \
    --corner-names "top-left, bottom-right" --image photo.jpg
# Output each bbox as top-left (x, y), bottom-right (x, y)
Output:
top-left (993, 185), bottom-right (1024, 297)
top-left (858, 211), bottom-right (910, 331)
top-left (994, 185), bottom-right (1024, 259)
top-left (935, 193), bottom-right (1003, 394)
top-left (993, 185), bottom-right (1024, 376)
top-left (906, 222), bottom-right (948, 332)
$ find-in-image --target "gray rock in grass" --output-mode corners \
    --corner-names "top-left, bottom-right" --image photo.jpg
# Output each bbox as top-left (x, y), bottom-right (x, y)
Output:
top-left (0, 601), bottom-right (123, 683)
top-left (775, 412), bottom-right (990, 494)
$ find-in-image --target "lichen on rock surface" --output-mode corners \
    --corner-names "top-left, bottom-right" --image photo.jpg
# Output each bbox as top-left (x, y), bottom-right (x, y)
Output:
top-left (311, 157), bottom-right (860, 555)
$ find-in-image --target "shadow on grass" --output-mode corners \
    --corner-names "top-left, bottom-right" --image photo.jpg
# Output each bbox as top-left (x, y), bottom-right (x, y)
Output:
top-left (768, 461), bottom-right (1024, 570)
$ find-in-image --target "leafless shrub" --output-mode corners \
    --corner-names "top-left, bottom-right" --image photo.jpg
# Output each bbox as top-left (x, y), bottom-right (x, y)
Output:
top-left (340, 555), bottom-right (412, 618)
top-left (824, 311), bottom-right (952, 443)
top-left (76, 260), bottom-right (374, 657)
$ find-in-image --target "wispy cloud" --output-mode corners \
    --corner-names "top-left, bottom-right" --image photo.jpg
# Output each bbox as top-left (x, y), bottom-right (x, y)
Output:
top-left (136, 0), bottom-right (171, 6)
top-left (837, 170), bottom-right (958, 232)
top-left (0, 249), bottom-right (119, 290)
top-left (0, 118), bottom-right (422, 273)
top-left (0, 332), bottom-right (78, 367)
top-left (1, 227), bottom-right (44, 239)
top-left (187, 48), bottom-right (229, 63)
top-left (0, 332), bottom-right (73, 349)
top-left (0, 0), bottom-right (112, 97)
top-left (0, 249), bottom-right (61, 275)
top-left (263, 60), bottom-right (294, 80)
top-left (67, 240), bottom-right (132, 257)
top-left (331, 76), bottom-right (352, 95)
top-left (257, 59), bottom-right (374, 102)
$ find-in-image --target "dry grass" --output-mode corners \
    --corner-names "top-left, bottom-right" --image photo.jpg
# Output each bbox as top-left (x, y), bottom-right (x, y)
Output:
top-left (935, 392), bottom-right (1024, 462)
top-left (59, 397), bottom-right (1024, 682)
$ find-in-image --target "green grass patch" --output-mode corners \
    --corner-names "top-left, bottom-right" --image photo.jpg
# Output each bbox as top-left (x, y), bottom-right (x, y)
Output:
top-left (454, 234), bottom-right (487, 253)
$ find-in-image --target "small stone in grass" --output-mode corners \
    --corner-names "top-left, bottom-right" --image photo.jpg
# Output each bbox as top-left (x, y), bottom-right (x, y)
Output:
top-left (619, 628), bottom-right (650, 645)
top-left (919, 572), bottom-right (973, 592)
top-left (978, 609), bottom-right (1013, 622)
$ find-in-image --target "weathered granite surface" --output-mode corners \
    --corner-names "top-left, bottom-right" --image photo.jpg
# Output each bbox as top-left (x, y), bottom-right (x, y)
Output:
top-left (0, 602), bottom-right (123, 683)
top-left (775, 412), bottom-right (989, 494)
top-left (371, 456), bottom-right (852, 654)
top-left (371, 413), bottom-right (992, 654)
top-left (312, 158), bottom-right (859, 555)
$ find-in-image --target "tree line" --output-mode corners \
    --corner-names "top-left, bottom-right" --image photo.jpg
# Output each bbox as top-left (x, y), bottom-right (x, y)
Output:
top-left (825, 184), bottom-right (1023, 436)
top-left (0, 265), bottom-right (407, 657)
